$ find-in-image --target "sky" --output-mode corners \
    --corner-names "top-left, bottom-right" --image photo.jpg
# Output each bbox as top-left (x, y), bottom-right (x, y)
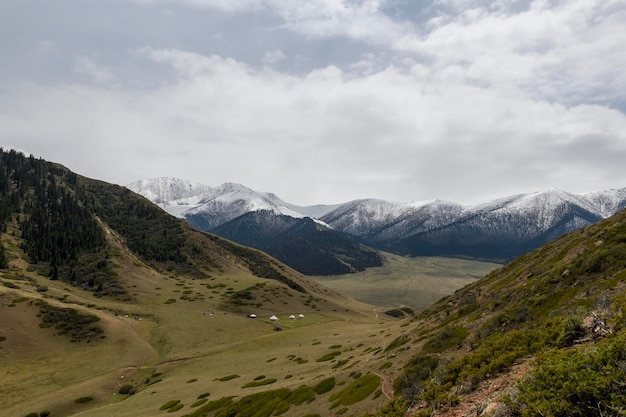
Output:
top-left (1, 0), bottom-right (625, 206)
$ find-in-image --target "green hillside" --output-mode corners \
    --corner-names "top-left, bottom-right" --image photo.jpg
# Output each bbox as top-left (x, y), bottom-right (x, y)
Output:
top-left (0, 149), bottom-right (413, 417)
top-left (374, 205), bottom-right (626, 417)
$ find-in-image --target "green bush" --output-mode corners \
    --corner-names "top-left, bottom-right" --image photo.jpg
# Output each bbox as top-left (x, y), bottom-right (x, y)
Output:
top-left (328, 373), bottom-right (381, 406)
top-left (242, 378), bottom-right (277, 388)
top-left (74, 396), bottom-right (93, 404)
top-left (118, 384), bottom-right (135, 395)
top-left (384, 335), bottom-right (410, 353)
top-left (190, 398), bottom-right (208, 408)
top-left (517, 332), bottom-right (626, 417)
top-left (420, 326), bottom-right (467, 354)
top-left (313, 377), bottom-right (336, 395)
top-left (289, 385), bottom-right (316, 405)
top-left (316, 351), bottom-right (341, 362)
top-left (159, 400), bottom-right (181, 410)
top-left (167, 403), bottom-right (184, 413)
top-left (215, 374), bottom-right (239, 381)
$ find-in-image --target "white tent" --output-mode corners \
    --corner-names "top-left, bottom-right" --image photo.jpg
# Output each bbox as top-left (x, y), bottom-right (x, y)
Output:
top-left (289, 315), bottom-right (296, 320)
top-left (269, 315), bottom-right (278, 322)
top-left (248, 313), bottom-right (257, 319)
top-left (298, 314), bottom-right (305, 319)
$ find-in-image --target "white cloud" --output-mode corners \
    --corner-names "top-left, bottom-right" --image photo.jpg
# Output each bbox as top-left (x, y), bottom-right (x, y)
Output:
top-left (74, 56), bottom-right (116, 84)
top-left (2, 0), bottom-right (625, 204)
top-left (262, 49), bottom-right (286, 66)
top-left (3, 47), bottom-right (625, 204)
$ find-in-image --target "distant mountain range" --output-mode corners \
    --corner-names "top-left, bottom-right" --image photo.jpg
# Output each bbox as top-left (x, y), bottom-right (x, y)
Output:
top-left (127, 178), bottom-right (626, 273)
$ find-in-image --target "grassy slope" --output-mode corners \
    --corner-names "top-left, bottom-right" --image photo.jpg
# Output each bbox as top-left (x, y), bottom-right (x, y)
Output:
top-left (382, 207), bottom-right (626, 417)
top-left (0, 200), bottom-right (418, 417)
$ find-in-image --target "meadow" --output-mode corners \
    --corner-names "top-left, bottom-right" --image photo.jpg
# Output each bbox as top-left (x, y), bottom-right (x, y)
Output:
top-left (311, 253), bottom-right (501, 311)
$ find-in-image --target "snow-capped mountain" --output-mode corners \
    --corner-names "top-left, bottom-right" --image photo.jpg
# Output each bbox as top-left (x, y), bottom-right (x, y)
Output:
top-left (128, 178), bottom-right (626, 268)
top-left (126, 178), bottom-right (384, 275)
top-left (127, 178), bottom-right (307, 230)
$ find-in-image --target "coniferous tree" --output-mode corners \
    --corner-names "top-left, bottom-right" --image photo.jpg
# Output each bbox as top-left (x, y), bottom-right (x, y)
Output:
top-left (0, 241), bottom-right (7, 269)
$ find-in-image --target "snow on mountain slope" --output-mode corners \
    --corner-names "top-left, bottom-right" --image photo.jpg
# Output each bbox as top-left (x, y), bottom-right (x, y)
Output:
top-left (321, 199), bottom-right (465, 242)
top-left (583, 188), bottom-right (626, 218)
top-left (128, 178), bottom-right (626, 262)
top-left (462, 188), bottom-right (602, 233)
top-left (127, 178), bottom-right (310, 229)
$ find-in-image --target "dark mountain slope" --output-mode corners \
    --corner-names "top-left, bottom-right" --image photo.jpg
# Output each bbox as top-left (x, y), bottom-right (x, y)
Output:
top-left (211, 210), bottom-right (383, 275)
top-left (387, 197), bottom-right (603, 262)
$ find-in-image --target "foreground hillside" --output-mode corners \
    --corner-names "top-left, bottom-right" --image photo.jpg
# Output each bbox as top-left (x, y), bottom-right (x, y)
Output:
top-left (0, 149), bottom-right (417, 417)
top-left (370, 206), bottom-right (626, 417)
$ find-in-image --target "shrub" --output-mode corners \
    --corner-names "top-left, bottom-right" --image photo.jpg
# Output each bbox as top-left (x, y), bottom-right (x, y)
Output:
top-left (242, 378), bottom-right (277, 388)
top-left (159, 400), bottom-right (181, 411)
top-left (215, 374), bottom-right (240, 381)
top-left (289, 385), bottom-right (316, 405)
top-left (316, 351), bottom-right (341, 362)
top-left (421, 326), bottom-right (467, 354)
top-left (332, 359), bottom-right (350, 369)
top-left (118, 384), bottom-right (135, 395)
top-left (74, 396), bottom-right (93, 404)
top-left (191, 398), bottom-right (208, 408)
top-left (328, 373), bottom-right (381, 406)
top-left (384, 335), bottom-right (410, 353)
top-left (516, 332), bottom-right (626, 417)
top-left (313, 377), bottom-right (336, 395)
top-left (167, 403), bottom-right (184, 413)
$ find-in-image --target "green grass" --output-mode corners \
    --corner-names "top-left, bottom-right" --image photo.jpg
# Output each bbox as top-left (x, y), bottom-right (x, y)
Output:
top-left (328, 373), bottom-right (381, 406)
top-left (311, 254), bottom-right (500, 310)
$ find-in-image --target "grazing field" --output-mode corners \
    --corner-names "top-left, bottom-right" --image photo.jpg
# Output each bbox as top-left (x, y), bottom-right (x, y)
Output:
top-left (311, 253), bottom-right (501, 311)
top-left (0, 250), bottom-right (415, 417)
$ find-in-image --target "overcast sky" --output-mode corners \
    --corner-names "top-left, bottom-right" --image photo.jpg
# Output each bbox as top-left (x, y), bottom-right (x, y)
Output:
top-left (1, 0), bottom-right (625, 205)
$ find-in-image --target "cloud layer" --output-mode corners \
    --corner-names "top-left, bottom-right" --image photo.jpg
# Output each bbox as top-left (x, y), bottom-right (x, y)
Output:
top-left (1, 0), bottom-right (625, 205)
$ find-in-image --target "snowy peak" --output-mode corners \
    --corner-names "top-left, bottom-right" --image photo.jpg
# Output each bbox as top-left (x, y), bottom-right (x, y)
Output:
top-left (127, 178), bottom-right (308, 226)
top-left (126, 177), bottom-right (212, 205)
top-left (128, 178), bottom-right (626, 263)
top-left (582, 188), bottom-right (626, 218)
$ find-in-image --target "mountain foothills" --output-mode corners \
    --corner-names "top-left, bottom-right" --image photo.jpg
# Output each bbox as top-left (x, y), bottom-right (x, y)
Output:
top-left (1, 148), bottom-right (626, 417)
top-left (128, 178), bottom-right (626, 273)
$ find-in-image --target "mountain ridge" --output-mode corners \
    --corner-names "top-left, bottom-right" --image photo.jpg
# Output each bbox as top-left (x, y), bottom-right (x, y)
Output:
top-left (128, 178), bottom-right (626, 265)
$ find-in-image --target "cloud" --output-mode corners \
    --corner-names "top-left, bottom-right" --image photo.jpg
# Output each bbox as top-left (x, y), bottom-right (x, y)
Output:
top-left (74, 56), bottom-right (116, 84)
top-left (2, 0), bottom-right (625, 205)
top-left (3, 46), bottom-right (625, 204)
top-left (129, 0), bottom-right (626, 108)
top-left (262, 49), bottom-right (286, 66)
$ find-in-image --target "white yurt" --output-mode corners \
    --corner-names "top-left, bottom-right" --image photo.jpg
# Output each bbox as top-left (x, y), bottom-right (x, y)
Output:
top-left (269, 315), bottom-right (278, 322)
